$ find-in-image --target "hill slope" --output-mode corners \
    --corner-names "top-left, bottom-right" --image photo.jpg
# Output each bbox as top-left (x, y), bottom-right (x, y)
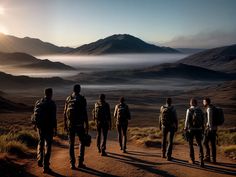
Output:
top-left (69, 34), bottom-right (179, 55)
top-left (0, 71), bottom-right (73, 90)
top-left (74, 63), bottom-right (235, 83)
top-left (178, 44), bottom-right (236, 73)
top-left (0, 33), bottom-right (73, 55)
top-left (0, 52), bottom-right (75, 70)
top-left (0, 95), bottom-right (30, 112)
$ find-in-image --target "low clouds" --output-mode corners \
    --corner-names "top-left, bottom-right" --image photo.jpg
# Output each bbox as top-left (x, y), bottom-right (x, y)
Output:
top-left (164, 30), bottom-right (236, 49)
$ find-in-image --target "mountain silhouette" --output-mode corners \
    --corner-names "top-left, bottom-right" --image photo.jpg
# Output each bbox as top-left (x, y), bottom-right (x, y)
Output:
top-left (69, 34), bottom-right (179, 55)
top-left (0, 52), bottom-right (75, 70)
top-left (0, 33), bottom-right (73, 55)
top-left (179, 44), bottom-right (236, 73)
top-left (74, 63), bottom-right (235, 84)
top-left (0, 71), bottom-right (74, 90)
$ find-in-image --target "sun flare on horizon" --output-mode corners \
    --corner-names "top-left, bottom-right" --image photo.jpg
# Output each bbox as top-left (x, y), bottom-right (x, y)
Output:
top-left (0, 6), bottom-right (5, 15)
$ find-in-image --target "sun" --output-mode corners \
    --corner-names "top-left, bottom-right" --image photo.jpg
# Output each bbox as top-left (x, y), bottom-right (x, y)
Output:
top-left (0, 6), bottom-right (5, 15)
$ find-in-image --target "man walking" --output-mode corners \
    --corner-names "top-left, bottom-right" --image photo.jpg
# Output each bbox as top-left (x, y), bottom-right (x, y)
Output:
top-left (64, 84), bottom-right (89, 169)
top-left (203, 97), bottom-right (218, 163)
top-left (32, 88), bottom-right (57, 173)
top-left (184, 98), bottom-right (205, 167)
top-left (114, 97), bottom-right (131, 153)
top-left (93, 94), bottom-right (111, 156)
top-left (159, 98), bottom-right (178, 161)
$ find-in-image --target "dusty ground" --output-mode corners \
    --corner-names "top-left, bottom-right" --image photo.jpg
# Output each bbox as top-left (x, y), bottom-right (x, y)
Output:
top-left (15, 131), bottom-right (236, 177)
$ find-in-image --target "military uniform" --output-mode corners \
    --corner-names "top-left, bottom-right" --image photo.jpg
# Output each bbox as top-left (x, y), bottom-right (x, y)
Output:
top-left (159, 104), bottom-right (178, 159)
top-left (114, 103), bottom-right (131, 152)
top-left (93, 100), bottom-right (111, 154)
top-left (64, 93), bottom-right (88, 168)
top-left (34, 97), bottom-right (57, 170)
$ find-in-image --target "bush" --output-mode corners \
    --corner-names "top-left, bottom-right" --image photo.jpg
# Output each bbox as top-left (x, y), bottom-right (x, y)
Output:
top-left (221, 145), bottom-right (236, 159)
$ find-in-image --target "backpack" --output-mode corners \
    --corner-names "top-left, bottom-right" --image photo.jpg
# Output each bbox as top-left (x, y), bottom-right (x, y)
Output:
top-left (94, 102), bottom-right (107, 122)
top-left (189, 108), bottom-right (204, 128)
top-left (160, 106), bottom-right (174, 127)
top-left (117, 104), bottom-right (129, 122)
top-left (31, 98), bottom-right (50, 128)
top-left (65, 95), bottom-right (86, 126)
top-left (212, 107), bottom-right (224, 126)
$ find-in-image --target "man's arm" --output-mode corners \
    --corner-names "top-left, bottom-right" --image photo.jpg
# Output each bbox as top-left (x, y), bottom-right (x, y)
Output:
top-left (184, 109), bottom-right (189, 130)
top-left (83, 97), bottom-right (89, 133)
top-left (126, 105), bottom-right (131, 120)
top-left (63, 98), bottom-right (68, 132)
top-left (107, 103), bottom-right (112, 129)
top-left (159, 106), bottom-right (163, 130)
top-left (173, 108), bottom-right (178, 131)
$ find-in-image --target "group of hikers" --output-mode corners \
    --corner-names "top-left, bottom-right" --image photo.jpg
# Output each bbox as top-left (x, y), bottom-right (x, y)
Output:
top-left (32, 84), bottom-right (223, 173)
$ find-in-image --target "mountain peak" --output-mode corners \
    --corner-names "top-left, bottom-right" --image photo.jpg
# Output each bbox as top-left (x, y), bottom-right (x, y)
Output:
top-left (69, 34), bottom-right (179, 55)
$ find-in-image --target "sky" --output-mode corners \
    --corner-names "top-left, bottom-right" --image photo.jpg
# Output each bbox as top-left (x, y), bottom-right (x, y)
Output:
top-left (0, 0), bottom-right (235, 48)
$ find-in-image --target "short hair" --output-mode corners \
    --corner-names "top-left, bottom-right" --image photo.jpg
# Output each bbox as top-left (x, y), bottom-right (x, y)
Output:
top-left (190, 98), bottom-right (197, 106)
top-left (44, 88), bottom-right (53, 97)
top-left (73, 84), bottom-right (81, 93)
top-left (203, 97), bottom-right (211, 104)
top-left (99, 94), bottom-right (106, 101)
top-left (120, 96), bottom-right (125, 103)
top-left (166, 98), bottom-right (172, 105)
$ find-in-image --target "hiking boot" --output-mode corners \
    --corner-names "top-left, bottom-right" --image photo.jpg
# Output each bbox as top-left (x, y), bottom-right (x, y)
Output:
top-left (43, 167), bottom-right (52, 173)
top-left (162, 154), bottom-right (166, 158)
top-left (123, 149), bottom-right (127, 153)
top-left (98, 147), bottom-right (101, 153)
top-left (120, 147), bottom-right (123, 151)
top-left (204, 157), bottom-right (210, 162)
top-left (200, 160), bottom-right (204, 168)
top-left (167, 156), bottom-right (172, 161)
top-left (78, 163), bottom-right (86, 169)
top-left (37, 161), bottom-right (43, 167)
top-left (101, 151), bottom-right (107, 156)
top-left (188, 159), bottom-right (195, 164)
top-left (212, 159), bottom-right (216, 164)
top-left (70, 164), bottom-right (76, 170)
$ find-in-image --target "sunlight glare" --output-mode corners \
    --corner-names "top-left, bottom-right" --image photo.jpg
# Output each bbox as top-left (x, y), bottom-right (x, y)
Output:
top-left (0, 6), bottom-right (4, 15)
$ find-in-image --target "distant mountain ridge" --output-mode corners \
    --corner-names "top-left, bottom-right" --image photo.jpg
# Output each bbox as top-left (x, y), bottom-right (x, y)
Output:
top-left (0, 33), bottom-right (73, 55)
top-left (74, 63), bottom-right (235, 84)
top-left (0, 52), bottom-right (75, 70)
top-left (69, 34), bottom-right (180, 55)
top-left (0, 71), bottom-right (74, 90)
top-left (179, 44), bottom-right (236, 73)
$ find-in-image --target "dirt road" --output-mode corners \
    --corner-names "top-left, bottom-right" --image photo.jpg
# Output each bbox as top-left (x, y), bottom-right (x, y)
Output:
top-left (25, 131), bottom-right (236, 177)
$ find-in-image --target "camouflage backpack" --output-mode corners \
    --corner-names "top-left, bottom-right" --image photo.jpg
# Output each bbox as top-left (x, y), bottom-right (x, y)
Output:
top-left (65, 95), bottom-right (86, 127)
top-left (160, 106), bottom-right (174, 127)
top-left (189, 108), bottom-right (204, 128)
top-left (94, 102), bottom-right (107, 122)
top-left (31, 98), bottom-right (46, 128)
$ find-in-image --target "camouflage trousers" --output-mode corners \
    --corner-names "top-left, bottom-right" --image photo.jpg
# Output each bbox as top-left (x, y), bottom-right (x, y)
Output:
top-left (117, 123), bottom-right (128, 150)
top-left (96, 122), bottom-right (109, 151)
top-left (68, 126), bottom-right (85, 165)
top-left (161, 127), bottom-right (175, 158)
top-left (37, 129), bottom-right (53, 168)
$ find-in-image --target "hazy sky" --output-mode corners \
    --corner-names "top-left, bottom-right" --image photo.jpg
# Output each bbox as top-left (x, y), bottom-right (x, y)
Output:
top-left (0, 0), bottom-right (235, 48)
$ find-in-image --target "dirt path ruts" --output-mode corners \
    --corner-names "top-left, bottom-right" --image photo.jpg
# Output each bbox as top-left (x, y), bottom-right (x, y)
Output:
top-left (26, 132), bottom-right (236, 177)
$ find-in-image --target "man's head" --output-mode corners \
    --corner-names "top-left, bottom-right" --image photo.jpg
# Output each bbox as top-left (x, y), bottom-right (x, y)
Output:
top-left (73, 84), bottom-right (81, 94)
top-left (190, 98), bottom-right (197, 107)
top-left (203, 97), bottom-right (211, 107)
top-left (120, 96), bottom-right (125, 103)
top-left (99, 94), bottom-right (106, 101)
top-left (44, 88), bottom-right (53, 99)
top-left (166, 98), bottom-right (172, 106)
